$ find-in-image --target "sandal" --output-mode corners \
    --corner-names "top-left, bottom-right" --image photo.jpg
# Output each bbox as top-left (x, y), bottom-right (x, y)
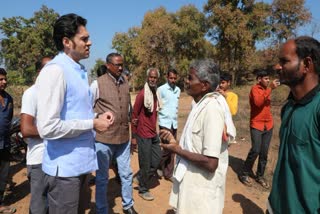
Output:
top-left (256, 177), bottom-right (270, 189)
top-left (238, 175), bottom-right (252, 187)
top-left (0, 205), bottom-right (16, 214)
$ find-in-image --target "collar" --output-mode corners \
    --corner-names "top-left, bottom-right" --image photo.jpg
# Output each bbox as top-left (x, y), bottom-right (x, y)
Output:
top-left (60, 52), bottom-right (86, 71)
top-left (287, 84), bottom-right (320, 105)
top-left (106, 70), bottom-right (125, 85)
top-left (164, 82), bottom-right (178, 92)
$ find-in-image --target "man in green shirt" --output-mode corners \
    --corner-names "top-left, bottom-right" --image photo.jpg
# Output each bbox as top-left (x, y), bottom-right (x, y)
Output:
top-left (268, 36), bottom-right (320, 213)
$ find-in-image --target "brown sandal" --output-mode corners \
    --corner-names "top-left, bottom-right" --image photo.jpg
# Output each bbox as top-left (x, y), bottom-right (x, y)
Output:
top-left (256, 177), bottom-right (270, 189)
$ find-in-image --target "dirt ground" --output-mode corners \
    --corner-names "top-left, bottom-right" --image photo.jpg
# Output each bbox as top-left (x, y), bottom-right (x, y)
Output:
top-left (5, 91), bottom-right (283, 214)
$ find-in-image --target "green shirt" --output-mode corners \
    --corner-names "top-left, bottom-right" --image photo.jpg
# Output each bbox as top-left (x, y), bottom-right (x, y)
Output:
top-left (269, 85), bottom-right (320, 214)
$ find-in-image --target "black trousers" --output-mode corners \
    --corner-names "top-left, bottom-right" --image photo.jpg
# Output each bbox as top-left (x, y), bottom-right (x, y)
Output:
top-left (243, 127), bottom-right (273, 178)
top-left (158, 125), bottom-right (176, 179)
top-left (136, 134), bottom-right (162, 193)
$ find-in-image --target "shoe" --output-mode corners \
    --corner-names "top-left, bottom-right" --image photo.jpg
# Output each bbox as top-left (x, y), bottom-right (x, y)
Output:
top-left (256, 177), bottom-right (269, 189)
top-left (123, 206), bottom-right (138, 214)
top-left (132, 176), bottom-right (139, 186)
top-left (0, 205), bottom-right (16, 214)
top-left (238, 174), bottom-right (252, 187)
top-left (138, 192), bottom-right (154, 201)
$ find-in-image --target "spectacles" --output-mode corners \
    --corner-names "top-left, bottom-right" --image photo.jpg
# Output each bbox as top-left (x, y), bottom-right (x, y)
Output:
top-left (109, 62), bottom-right (124, 68)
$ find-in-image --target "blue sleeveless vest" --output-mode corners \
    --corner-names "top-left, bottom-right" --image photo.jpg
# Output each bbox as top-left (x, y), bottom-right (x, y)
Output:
top-left (42, 53), bottom-right (98, 177)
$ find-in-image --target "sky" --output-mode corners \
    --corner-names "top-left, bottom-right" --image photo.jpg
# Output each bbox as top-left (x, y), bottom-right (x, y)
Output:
top-left (1, 0), bottom-right (319, 71)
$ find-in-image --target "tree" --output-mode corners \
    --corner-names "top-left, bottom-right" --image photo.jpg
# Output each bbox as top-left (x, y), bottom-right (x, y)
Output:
top-left (112, 27), bottom-right (141, 90)
top-left (174, 5), bottom-right (214, 78)
top-left (205, 0), bottom-right (271, 84)
top-left (271, 0), bottom-right (311, 43)
top-left (0, 5), bottom-right (59, 84)
top-left (89, 58), bottom-right (105, 82)
top-left (132, 7), bottom-right (179, 86)
top-left (112, 5), bottom-right (213, 89)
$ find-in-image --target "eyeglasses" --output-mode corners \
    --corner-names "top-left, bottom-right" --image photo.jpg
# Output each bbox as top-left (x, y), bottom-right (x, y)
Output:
top-left (109, 62), bottom-right (124, 68)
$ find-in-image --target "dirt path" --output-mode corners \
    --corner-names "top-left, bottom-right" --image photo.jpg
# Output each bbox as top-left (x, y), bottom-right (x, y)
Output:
top-left (6, 92), bottom-right (280, 214)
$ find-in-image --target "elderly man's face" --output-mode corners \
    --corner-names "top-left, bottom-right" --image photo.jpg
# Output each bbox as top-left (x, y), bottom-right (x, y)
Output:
top-left (106, 56), bottom-right (124, 79)
top-left (147, 69), bottom-right (158, 89)
top-left (184, 68), bottom-right (204, 101)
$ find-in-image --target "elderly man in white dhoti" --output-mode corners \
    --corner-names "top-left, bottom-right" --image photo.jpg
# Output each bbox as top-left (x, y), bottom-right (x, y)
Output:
top-left (160, 59), bottom-right (235, 214)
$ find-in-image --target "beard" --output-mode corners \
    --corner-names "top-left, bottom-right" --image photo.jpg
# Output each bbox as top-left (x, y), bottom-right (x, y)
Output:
top-left (168, 82), bottom-right (176, 89)
top-left (280, 61), bottom-right (305, 87)
top-left (148, 82), bottom-right (157, 91)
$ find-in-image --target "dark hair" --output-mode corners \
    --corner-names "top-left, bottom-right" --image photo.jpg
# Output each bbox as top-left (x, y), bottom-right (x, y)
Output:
top-left (106, 53), bottom-right (122, 63)
top-left (35, 56), bottom-right (53, 72)
top-left (220, 72), bottom-right (232, 82)
top-left (123, 68), bottom-right (131, 77)
top-left (294, 36), bottom-right (320, 74)
top-left (0, 68), bottom-right (7, 76)
top-left (96, 65), bottom-right (107, 77)
top-left (167, 68), bottom-right (178, 76)
top-left (53, 13), bottom-right (87, 51)
top-left (253, 69), bottom-right (269, 79)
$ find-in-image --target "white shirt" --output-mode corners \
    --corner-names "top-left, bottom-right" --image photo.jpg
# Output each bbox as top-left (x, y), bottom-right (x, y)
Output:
top-left (90, 80), bottom-right (98, 103)
top-left (36, 63), bottom-right (93, 140)
top-left (21, 85), bottom-right (44, 165)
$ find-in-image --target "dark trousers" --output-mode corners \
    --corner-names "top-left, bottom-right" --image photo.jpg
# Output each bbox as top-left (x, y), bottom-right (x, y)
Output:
top-left (243, 127), bottom-right (273, 178)
top-left (0, 159), bottom-right (10, 205)
top-left (159, 125), bottom-right (176, 179)
top-left (136, 135), bottom-right (162, 193)
top-left (44, 173), bottom-right (90, 214)
top-left (27, 164), bottom-right (48, 214)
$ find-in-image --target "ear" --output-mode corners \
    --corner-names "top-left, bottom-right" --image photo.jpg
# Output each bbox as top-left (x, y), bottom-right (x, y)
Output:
top-left (105, 63), bottom-right (110, 70)
top-left (303, 56), bottom-right (313, 73)
top-left (201, 81), bottom-right (211, 92)
top-left (62, 37), bottom-right (71, 49)
top-left (257, 77), bottom-right (261, 83)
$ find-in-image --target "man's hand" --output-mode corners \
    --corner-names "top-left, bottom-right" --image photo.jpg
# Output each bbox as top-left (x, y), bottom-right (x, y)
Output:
top-left (93, 118), bottom-right (111, 133)
top-left (216, 88), bottom-right (227, 97)
top-left (99, 111), bottom-right (114, 125)
top-left (131, 138), bottom-right (138, 154)
top-left (159, 129), bottom-right (181, 153)
top-left (131, 118), bottom-right (138, 126)
top-left (270, 79), bottom-right (280, 90)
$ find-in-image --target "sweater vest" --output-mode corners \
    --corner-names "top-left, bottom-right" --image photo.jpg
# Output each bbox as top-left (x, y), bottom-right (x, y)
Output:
top-left (94, 73), bottom-right (130, 144)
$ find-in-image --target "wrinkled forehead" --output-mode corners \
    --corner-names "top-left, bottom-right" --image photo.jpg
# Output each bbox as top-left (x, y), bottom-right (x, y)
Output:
top-left (148, 69), bottom-right (158, 77)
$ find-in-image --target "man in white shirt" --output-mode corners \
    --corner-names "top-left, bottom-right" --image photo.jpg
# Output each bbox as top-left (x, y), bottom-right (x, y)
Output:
top-left (21, 56), bottom-right (51, 214)
top-left (157, 69), bottom-right (180, 180)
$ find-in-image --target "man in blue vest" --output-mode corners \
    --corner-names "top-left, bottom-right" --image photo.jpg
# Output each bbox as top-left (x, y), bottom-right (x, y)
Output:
top-left (35, 14), bottom-right (113, 214)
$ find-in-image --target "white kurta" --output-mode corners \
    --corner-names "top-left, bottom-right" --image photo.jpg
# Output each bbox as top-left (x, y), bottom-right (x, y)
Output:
top-left (170, 95), bottom-right (228, 214)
